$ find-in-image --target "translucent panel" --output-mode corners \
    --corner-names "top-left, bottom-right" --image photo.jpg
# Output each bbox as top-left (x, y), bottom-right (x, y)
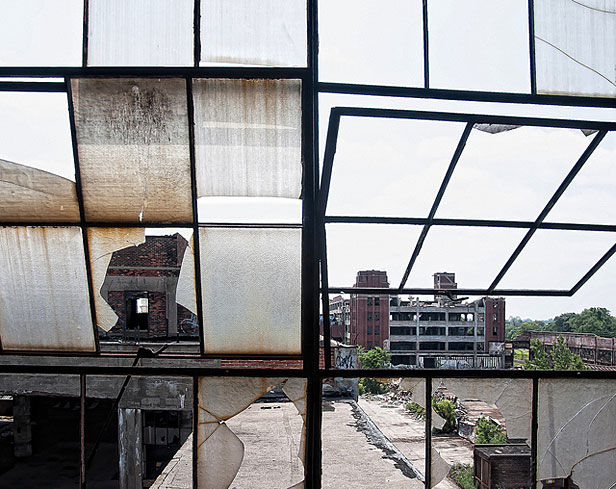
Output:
top-left (0, 0), bottom-right (82, 66)
top-left (199, 0), bottom-right (307, 67)
top-left (0, 159), bottom-right (80, 222)
top-left (436, 126), bottom-right (592, 221)
top-left (403, 226), bottom-right (528, 289)
top-left (193, 79), bottom-right (302, 199)
top-left (499, 229), bottom-right (616, 289)
top-left (546, 132), bottom-right (616, 225)
top-left (198, 378), bottom-right (305, 489)
top-left (199, 228), bottom-right (301, 354)
top-left (318, 0), bottom-right (424, 86)
top-left (0, 227), bottom-right (95, 351)
top-left (538, 379), bottom-right (616, 488)
top-left (0, 92), bottom-right (75, 181)
top-left (327, 118), bottom-right (467, 217)
top-left (87, 0), bottom-right (193, 66)
top-left (72, 78), bottom-right (193, 223)
top-left (535, 0), bottom-right (616, 96)
top-left (198, 197), bottom-right (302, 224)
top-left (326, 224), bottom-right (422, 287)
top-left (88, 228), bottom-right (198, 343)
top-left (428, 0), bottom-right (530, 92)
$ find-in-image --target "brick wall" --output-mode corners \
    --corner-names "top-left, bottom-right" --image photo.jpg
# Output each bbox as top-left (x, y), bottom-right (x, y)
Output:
top-left (350, 270), bottom-right (389, 350)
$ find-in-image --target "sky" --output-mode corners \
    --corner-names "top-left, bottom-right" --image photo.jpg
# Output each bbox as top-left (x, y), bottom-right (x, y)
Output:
top-left (0, 1), bottom-right (615, 320)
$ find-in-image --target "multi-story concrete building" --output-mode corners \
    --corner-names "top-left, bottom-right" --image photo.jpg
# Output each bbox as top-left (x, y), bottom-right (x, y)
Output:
top-left (329, 295), bottom-right (350, 344)
top-left (349, 270), bottom-right (390, 349)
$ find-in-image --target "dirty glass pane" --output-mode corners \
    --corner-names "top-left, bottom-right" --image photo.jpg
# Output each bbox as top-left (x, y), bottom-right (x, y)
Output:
top-left (86, 375), bottom-right (193, 488)
top-left (435, 126), bottom-right (592, 221)
top-left (534, 0), bottom-right (616, 97)
top-left (403, 226), bottom-right (528, 289)
top-left (322, 378), bottom-right (425, 488)
top-left (0, 227), bottom-right (95, 352)
top-left (193, 79), bottom-right (302, 200)
top-left (318, 0), bottom-right (423, 86)
top-left (326, 118), bottom-right (467, 217)
top-left (538, 379), bottom-right (616, 488)
top-left (88, 228), bottom-right (198, 345)
top-left (87, 0), bottom-right (193, 66)
top-left (326, 224), bottom-right (422, 287)
top-left (428, 0), bottom-right (530, 92)
top-left (0, 0), bottom-right (82, 66)
top-left (197, 377), bottom-right (306, 489)
top-left (431, 378), bottom-right (532, 489)
top-left (199, 228), bottom-right (301, 354)
top-left (498, 229), bottom-right (616, 289)
top-left (71, 78), bottom-right (193, 223)
top-left (197, 197), bottom-right (302, 224)
top-left (199, 0), bottom-right (307, 67)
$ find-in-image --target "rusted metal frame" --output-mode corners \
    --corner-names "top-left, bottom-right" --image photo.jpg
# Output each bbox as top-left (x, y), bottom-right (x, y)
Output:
top-left (0, 81), bottom-right (66, 92)
top-left (528, 0), bottom-right (537, 94)
top-left (327, 287), bottom-right (570, 297)
top-left (193, 0), bottom-right (201, 67)
top-left (186, 77), bottom-right (206, 357)
top-left (530, 377), bottom-right (539, 489)
top-left (80, 374), bottom-right (86, 489)
top-left (66, 76), bottom-right (101, 354)
top-left (316, 111), bottom-right (341, 216)
top-left (317, 82), bottom-right (616, 108)
top-left (570, 242), bottom-right (616, 295)
top-left (487, 130), bottom-right (607, 292)
top-left (424, 376), bottom-right (432, 488)
top-left (422, 0), bottom-right (429, 89)
top-left (324, 216), bottom-right (616, 233)
top-left (398, 123), bottom-right (473, 290)
top-left (320, 226), bottom-right (332, 370)
top-left (193, 375), bottom-right (199, 489)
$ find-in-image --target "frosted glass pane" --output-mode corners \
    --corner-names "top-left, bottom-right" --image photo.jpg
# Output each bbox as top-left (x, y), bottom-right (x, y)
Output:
top-left (193, 79), bottom-right (302, 199)
top-left (318, 0), bottom-right (424, 86)
top-left (88, 0), bottom-right (193, 66)
top-left (428, 0), bottom-right (530, 92)
top-left (0, 227), bottom-right (95, 352)
top-left (538, 379), bottom-right (616, 488)
top-left (0, 159), bottom-right (80, 222)
top-left (535, 0), bottom-right (616, 96)
top-left (199, 228), bottom-right (301, 354)
top-left (200, 0), bottom-right (307, 67)
top-left (72, 78), bottom-right (193, 223)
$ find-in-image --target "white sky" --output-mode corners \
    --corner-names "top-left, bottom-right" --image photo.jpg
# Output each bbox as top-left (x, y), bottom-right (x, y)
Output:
top-left (0, 1), bottom-right (615, 320)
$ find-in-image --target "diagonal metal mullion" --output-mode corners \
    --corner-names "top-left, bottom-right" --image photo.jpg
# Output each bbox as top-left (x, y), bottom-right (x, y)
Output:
top-left (488, 130), bottom-right (607, 292)
top-left (317, 109), bottom-right (341, 216)
top-left (569, 242), bottom-right (616, 295)
top-left (398, 122), bottom-right (473, 290)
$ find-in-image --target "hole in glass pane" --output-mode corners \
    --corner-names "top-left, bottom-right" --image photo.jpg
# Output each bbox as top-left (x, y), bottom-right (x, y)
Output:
top-left (198, 197), bottom-right (302, 224)
top-left (318, 0), bottom-right (424, 86)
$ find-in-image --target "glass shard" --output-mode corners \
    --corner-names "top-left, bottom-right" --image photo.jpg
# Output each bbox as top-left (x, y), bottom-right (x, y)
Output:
top-left (71, 78), bottom-right (192, 223)
top-left (176, 235), bottom-right (197, 315)
top-left (199, 227), bottom-right (301, 354)
top-left (193, 79), bottom-right (302, 199)
top-left (200, 0), bottom-right (307, 67)
top-left (534, 0), bottom-right (616, 96)
top-left (87, 0), bottom-right (193, 66)
top-left (0, 227), bottom-right (95, 351)
top-left (198, 423), bottom-right (244, 489)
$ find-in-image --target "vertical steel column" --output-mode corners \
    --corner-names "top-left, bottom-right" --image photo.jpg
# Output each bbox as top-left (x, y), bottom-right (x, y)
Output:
top-left (528, 0), bottom-right (537, 94)
top-left (82, 0), bottom-right (89, 67)
top-left (531, 377), bottom-right (539, 489)
top-left (193, 0), bottom-right (201, 67)
top-left (425, 376), bottom-right (432, 489)
top-left (80, 374), bottom-right (86, 489)
top-left (422, 0), bottom-right (430, 89)
top-left (193, 375), bottom-right (199, 489)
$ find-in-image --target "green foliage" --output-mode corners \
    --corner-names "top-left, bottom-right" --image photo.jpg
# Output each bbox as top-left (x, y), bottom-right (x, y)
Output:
top-left (507, 308), bottom-right (616, 340)
top-left (449, 463), bottom-right (477, 489)
top-left (524, 336), bottom-right (587, 371)
top-left (405, 401), bottom-right (426, 418)
top-left (433, 398), bottom-right (456, 433)
top-left (524, 339), bottom-right (551, 370)
top-left (358, 382), bottom-right (365, 396)
top-left (358, 346), bottom-right (391, 394)
top-left (513, 348), bottom-right (529, 364)
top-left (474, 416), bottom-right (506, 444)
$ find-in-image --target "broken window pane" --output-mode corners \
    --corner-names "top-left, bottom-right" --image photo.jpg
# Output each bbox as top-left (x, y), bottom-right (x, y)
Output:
top-left (326, 117), bottom-right (467, 217)
top-left (431, 378), bottom-right (532, 489)
top-left (534, 0), bottom-right (616, 97)
top-left (199, 0), bottom-right (307, 67)
top-left (537, 378), bottom-right (616, 488)
top-left (403, 226), bottom-right (528, 289)
top-left (71, 78), bottom-right (193, 223)
top-left (87, 0), bottom-right (193, 66)
top-left (428, 0), bottom-right (530, 92)
top-left (498, 229), bottom-right (616, 290)
top-left (326, 224), bottom-right (422, 287)
top-left (198, 377), bottom-right (306, 488)
top-left (435, 126), bottom-right (593, 221)
top-left (193, 79), bottom-right (302, 200)
top-left (0, 227), bottom-right (95, 352)
top-left (199, 227), bottom-right (301, 354)
top-left (0, 0), bottom-right (82, 66)
top-left (318, 0), bottom-right (424, 86)
top-left (89, 228), bottom-right (198, 345)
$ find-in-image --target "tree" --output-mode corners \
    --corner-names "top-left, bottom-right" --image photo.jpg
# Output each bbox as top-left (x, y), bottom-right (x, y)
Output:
top-left (474, 416), bottom-right (506, 444)
top-left (524, 336), bottom-right (587, 370)
top-left (432, 398), bottom-right (456, 433)
top-left (358, 347), bottom-right (391, 394)
top-left (524, 339), bottom-right (551, 370)
top-left (569, 307), bottom-right (616, 337)
top-left (552, 312), bottom-right (576, 332)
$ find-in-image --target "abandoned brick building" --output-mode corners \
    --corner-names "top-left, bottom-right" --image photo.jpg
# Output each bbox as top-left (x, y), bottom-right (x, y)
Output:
top-left (100, 234), bottom-right (198, 341)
